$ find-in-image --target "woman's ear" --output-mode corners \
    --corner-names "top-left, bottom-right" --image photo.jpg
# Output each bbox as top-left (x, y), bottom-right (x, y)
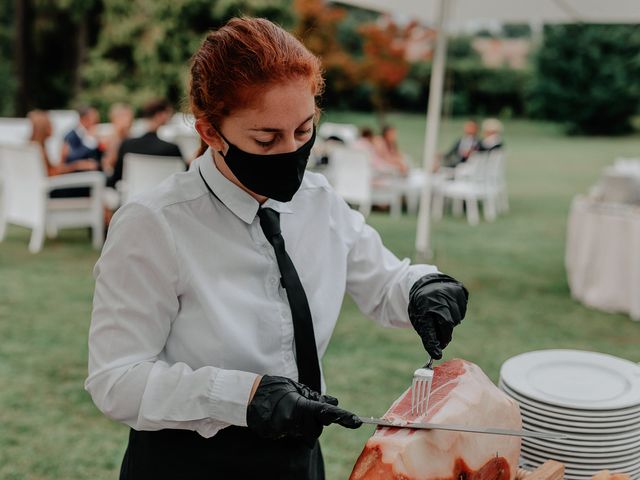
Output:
top-left (195, 118), bottom-right (225, 152)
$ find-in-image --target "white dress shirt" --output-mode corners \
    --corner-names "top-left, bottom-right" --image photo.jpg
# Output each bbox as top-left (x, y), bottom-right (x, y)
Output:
top-left (85, 150), bottom-right (438, 438)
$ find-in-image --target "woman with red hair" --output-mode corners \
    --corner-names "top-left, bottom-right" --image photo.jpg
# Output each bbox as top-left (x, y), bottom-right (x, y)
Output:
top-left (86, 17), bottom-right (467, 479)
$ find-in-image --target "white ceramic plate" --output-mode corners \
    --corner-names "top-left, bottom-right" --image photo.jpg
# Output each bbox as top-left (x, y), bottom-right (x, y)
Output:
top-left (521, 448), bottom-right (640, 468)
top-left (562, 472), bottom-right (640, 480)
top-left (525, 434), bottom-right (640, 455)
top-left (520, 403), bottom-right (640, 428)
top-left (517, 396), bottom-right (640, 427)
top-left (520, 449), bottom-right (640, 472)
top-left (500, 350), bottom-right (640, 410)
top-left (500, 379), bottom-right (640, 418)
top-left (521, 411), bottom-right (640, 434)
top-left (521, 442), bottom-right (640, 466)
top-left (519, 423), bottom-right (640, 445)
top-left (519, 458), bottom-right (640, 480)
top-left (519, 458), bottom-right (640, 477)
top-left (562, 471), bottom-right (640, 480)
top-left (519, 455), bottom-right (638, 472)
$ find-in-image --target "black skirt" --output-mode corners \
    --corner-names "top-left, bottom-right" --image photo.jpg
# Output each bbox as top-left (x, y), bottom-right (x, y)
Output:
top-left (119, 426), bottom-right (325, 480)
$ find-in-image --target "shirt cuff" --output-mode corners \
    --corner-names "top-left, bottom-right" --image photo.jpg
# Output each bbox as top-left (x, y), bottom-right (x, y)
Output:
top-left (405, 264), bottom-right (440, 293)
top-left (208, 369), bottom-right (259, 427)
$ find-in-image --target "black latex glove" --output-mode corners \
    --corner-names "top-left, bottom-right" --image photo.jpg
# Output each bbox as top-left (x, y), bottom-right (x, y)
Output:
top-left (408, 273), bottom-right (469, 360)
top-left (246, 375), bottom-right (362, 448)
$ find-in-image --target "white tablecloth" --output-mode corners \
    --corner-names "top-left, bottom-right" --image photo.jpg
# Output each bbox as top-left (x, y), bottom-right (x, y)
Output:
top-left (566, 196), bottom-right (640, 321)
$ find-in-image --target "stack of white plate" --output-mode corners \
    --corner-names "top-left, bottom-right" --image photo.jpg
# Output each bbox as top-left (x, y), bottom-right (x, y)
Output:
top-left (499, 350), bottom-right (640, 480)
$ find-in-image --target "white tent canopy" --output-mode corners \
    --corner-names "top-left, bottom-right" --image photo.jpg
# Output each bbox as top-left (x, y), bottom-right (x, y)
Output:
top-left (332, 0), bottom-right (640, 259)
top-left (334, 0), bottom-right (640, 25)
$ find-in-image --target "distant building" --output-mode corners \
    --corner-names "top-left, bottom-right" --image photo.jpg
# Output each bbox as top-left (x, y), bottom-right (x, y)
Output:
top-left (471, 38), bottom-right (531, 69)
top-left (375, 13), bottom-right (532, 69)
top-left (404, 24), bottom-right (436, 62)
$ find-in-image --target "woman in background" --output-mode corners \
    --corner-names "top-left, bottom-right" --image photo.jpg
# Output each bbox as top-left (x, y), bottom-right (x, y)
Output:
top-left (479, 118), bottom-right (504, 152)
top-left (27, 109), bottom-right (56, 176)
top-left (101, 103), bottom-right (134, 176)
top-left (374, 124), bottom-right (410, 176)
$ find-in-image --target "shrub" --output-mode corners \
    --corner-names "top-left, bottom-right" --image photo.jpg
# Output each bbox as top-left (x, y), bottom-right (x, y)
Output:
top-left (528, 25), bottom-right (640, 135)
top-left (387, 59), bottom-right (531, 117)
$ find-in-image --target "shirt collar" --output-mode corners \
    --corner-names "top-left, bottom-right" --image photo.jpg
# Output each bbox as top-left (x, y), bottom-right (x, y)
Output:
top-left (197, 148), bottom-right (292, 224)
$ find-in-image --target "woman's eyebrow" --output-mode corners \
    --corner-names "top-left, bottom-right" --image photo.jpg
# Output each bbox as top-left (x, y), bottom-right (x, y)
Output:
top-left (249, 114), bottom-right (315, 133)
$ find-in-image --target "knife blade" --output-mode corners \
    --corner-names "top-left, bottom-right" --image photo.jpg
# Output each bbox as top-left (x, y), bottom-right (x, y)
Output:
top-left (358, 417), bottom-right (568, 439)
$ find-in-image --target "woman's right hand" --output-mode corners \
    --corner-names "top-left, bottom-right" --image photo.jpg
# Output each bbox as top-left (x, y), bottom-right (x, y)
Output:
top-left (246, 375), bottom-right (361, 447)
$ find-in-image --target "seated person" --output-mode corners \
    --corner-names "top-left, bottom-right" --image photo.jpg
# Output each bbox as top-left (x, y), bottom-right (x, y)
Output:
top-left (478, 118), bottom-right (504, 152)
top-left (59, 105), bottom-right (102, 174)
top-left (441, 120), bottom-right (479, 168)
top-left (52, 106), bottom-right (104, 198)
top-left (27, 110), bottom-right (56, 176)
top-left (353, 126), bottom-right (389, 174)
top-left (373, 124), bottom-right (409, 176)
top-left (101, 103), bottom-right (134, 176)
top-left (28, 109), bottom-right (104, 201)
top-left (108, 98), bottom-right (184, 188)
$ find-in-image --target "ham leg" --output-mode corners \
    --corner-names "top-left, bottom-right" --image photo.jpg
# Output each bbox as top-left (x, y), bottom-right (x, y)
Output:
top-left (350, 359), bottom-right (522, 480)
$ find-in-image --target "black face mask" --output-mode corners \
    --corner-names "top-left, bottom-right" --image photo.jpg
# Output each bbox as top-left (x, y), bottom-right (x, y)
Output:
top-left (216, 128), bottom-right (316, 202)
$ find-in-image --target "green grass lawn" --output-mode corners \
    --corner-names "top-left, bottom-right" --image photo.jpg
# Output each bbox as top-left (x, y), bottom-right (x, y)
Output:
top-left (1, 115), bottom-right (640, 479)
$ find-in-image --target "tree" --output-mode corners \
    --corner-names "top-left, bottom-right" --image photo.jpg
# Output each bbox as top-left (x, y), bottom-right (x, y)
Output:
top-left (0, 0), bottom-right (15, 115)
top-left (292, 0), bottom-right (359, 110)
top-left (11, 0), bottom-right (101, 115)
top-left (528, 25), bottom-right (640, 135)
top-left (80, 0), bottom-right (292, 115)
top-left (358, 16), bottom-right (413, 122)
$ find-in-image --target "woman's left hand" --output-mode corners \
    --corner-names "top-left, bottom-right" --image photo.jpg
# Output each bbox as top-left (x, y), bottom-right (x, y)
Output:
top-left (408, 273), bottom-right (469, 360)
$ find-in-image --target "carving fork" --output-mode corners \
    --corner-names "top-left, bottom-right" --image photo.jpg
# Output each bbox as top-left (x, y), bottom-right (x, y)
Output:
top-left (411, 357), bottom-right (434, 416)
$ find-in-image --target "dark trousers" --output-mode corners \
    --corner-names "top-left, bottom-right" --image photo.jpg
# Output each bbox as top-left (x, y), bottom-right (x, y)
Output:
top-left (119, 427), bottom-right (325, 480)
top-left (49, 187), bottom-right (91, 198)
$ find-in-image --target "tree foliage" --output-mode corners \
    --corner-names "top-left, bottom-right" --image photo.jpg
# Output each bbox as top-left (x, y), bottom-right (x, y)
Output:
top-left (292, 0), bottom-right (359, 110)
top-left (7, 0), bottom-right (101, 114)
top-left (358, 18), bottom-right (413, 119)
top-left (528, 25), bottom-right (640, 135)
top-left (80, 0), bottom-right (292, 115)
top-left (0, 0), bottom-right (15, 115)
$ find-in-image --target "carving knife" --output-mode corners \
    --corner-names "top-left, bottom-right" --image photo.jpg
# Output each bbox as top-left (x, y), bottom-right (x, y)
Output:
top-left (358, 417), bottom-right (568, 439)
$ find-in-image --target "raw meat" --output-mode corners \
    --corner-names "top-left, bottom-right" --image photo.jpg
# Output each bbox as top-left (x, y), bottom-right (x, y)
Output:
top-left (350, 359), bottom-right (521, 480)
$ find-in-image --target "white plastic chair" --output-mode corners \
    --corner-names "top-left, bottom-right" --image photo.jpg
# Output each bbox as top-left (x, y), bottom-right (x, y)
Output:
top-left (0, 174), bottom-right (5, 241)
top-left (95, 122), bottom-right (115, 139)
top-left (172, 133), bottom-right (201, 162)
top-left (48, 110), bottom-right (79, 137)
top-left (0, 118), bottom-right (30, 145)
top-left (118, 153), bottom-right (184, 204)
top-left (47, 110), bottom-right (80, 166)
top-left (491, 150), bottom-right (509, 214)
top-left (318, 122), bottom-right (359, 145)
top-left (0, 142), bottom-right (106, 252)
top-left (328, 146), bottom-right (402, 217)
top-left (432, 151), bottom-right (502, 225)
top-left (158, 122), bottom-right (201, 161)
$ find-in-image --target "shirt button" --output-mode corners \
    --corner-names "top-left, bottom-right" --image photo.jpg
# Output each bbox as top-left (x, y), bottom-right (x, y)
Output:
top-left (285, 353), bottom-right (293, 362)
top-left (270, 277), bottom-right (278, 286)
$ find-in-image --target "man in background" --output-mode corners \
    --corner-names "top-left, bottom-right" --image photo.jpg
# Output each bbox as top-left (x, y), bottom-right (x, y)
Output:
top-left (108, 98), bottom-right (183, 188)
top-left (441, 119), bottom-right (480, 169)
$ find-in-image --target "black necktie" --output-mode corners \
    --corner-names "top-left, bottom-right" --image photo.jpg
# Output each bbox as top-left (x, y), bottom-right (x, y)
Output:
top-left (257, 207), bottom-right (321, 392)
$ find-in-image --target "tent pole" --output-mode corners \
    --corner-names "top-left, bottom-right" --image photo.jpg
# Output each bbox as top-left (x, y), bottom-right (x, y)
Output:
top-left (415, 0), bottom-right (450, 261)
